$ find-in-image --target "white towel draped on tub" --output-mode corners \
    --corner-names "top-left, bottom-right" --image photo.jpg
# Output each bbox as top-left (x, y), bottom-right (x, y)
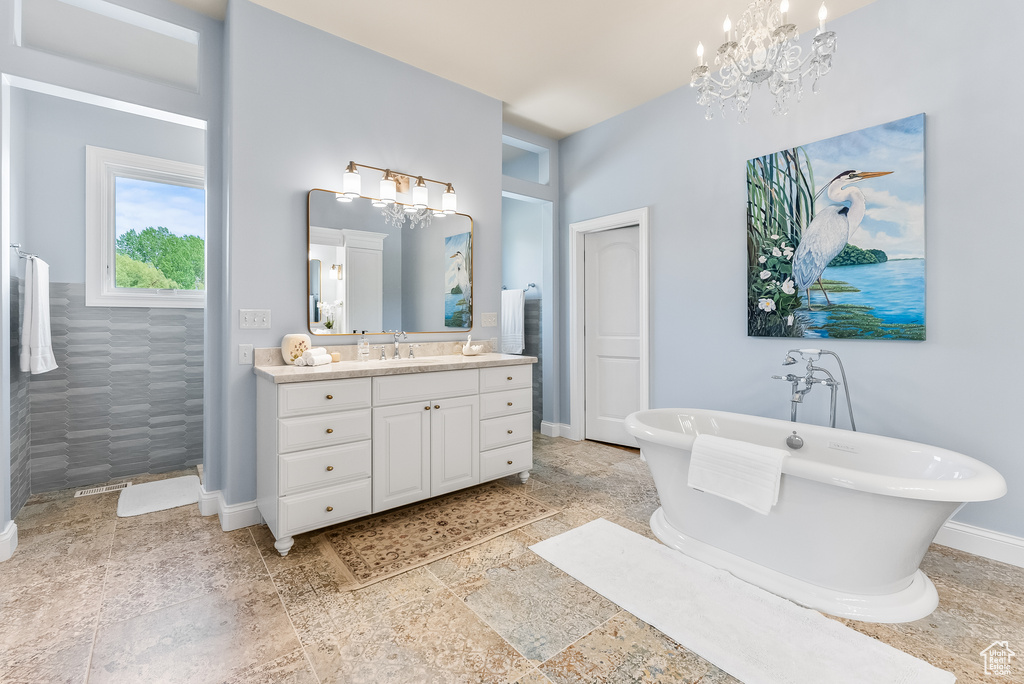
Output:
top-left (687, 434), bottom-right (787, 515)
top-left (20, 257), bottom-right (58, 375)
top-left (501, 288), bottom-right (525, 354)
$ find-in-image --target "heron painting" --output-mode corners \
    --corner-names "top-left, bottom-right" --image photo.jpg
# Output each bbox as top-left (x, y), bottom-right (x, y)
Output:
top-left (747, 114), bottom-right (925, 340)
top-left (444, 232), bottom-right (471, 328)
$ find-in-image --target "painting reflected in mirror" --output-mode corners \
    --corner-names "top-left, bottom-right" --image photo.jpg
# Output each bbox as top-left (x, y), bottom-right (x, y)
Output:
top-left (307, 189), bottom-right (472, 335)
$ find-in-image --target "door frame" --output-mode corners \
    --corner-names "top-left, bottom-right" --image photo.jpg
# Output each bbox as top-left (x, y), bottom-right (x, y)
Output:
top-left (569, 207), bottom-right (650, 441)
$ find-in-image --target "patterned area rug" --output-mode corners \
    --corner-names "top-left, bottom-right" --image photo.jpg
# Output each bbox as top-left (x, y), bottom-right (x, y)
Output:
top-left (316, 481), bottom-right (557, 590)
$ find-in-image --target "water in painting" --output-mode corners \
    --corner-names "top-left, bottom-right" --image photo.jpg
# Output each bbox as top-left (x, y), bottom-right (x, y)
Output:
top-left (747, 114), bottom-right (925, 339)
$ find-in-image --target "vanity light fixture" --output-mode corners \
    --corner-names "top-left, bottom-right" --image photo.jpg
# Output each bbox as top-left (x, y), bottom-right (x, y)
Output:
top-left (340, 161), bottom-right (458, 229)
top-left (690, 0), bottom-right (837, 122)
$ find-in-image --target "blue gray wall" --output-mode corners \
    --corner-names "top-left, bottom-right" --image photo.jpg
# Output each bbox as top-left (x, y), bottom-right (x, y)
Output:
top-left (219, 0), bottom-right (502, 505)
top-left (559, 0), bottom-right (1024, 535)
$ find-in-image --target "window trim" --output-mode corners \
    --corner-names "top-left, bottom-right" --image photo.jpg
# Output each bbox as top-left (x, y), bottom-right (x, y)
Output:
top-left (85, 145), bottom-right (205, 308)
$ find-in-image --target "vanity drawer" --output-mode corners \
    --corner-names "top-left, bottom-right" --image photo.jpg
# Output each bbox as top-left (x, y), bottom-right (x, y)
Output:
top-left (480, 442), bottom-right (534, 480)
top-left (279, 441), bottom-right (372, 495)
top-left (480, 364), bottom-right (532, 393)
top-left (279, 479), bottom-right (372, 536)
top-left (480, 388), bottom-right (532, 419)
top-left (480, 413), bottom-right (533, 451)
top-left (278, 409), bottom-right (372, 454)
top-left (373, 369), bottom-right (479, 406)
top-left (278, 378), bottom-right (371, 418)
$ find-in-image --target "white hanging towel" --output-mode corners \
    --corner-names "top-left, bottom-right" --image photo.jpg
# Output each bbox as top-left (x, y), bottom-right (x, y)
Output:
top-left (20, 257), bottom-right (58, 375)
top-left (687, 434), bottom-right (787, 515)
top-left (500, 288), bottom-right (525, 354)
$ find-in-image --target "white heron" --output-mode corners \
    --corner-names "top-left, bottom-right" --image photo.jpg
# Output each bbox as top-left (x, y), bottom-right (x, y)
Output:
top-left (448, 250), bottom-right (470, 296)
top-left (792, 169), bottom-right (893, 309)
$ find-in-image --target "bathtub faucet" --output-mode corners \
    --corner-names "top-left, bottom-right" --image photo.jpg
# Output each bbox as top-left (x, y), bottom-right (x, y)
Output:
top-left (772, 349), bottom-right (857, 431)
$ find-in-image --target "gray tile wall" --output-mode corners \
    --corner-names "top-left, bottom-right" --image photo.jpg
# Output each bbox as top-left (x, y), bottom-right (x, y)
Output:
top-left (26, 282), bottom-right (203, 493)
top-left (525, 297), bottom-right (542, 431)
top-left (10, 276), bottom-right (31, 518)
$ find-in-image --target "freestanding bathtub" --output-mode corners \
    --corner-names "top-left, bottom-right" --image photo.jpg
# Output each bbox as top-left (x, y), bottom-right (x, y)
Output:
top-left (624, 408), bottom-right (1007, 623)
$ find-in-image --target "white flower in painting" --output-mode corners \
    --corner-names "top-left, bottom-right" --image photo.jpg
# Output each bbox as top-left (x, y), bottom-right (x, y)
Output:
top-left (781, 279), bottom-right (796, 295)
top-left (772, 247), bottom-right (782, 257)
top-left (770, 234), bottom-right (780, 239)
top-left (787, 314), bottom-right (794, 325)
top-left (758, 255), bottom-right (767, 264)
top-left (759, 270), bottom-right (771, 280)
top-left (783, 247), bottom-right (794, 259)
top-left (758, 298), bottom-right (777, 312)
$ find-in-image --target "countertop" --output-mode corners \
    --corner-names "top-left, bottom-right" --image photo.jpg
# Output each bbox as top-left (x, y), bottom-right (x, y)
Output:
top-left (253, 353), bottom-right (537, 384)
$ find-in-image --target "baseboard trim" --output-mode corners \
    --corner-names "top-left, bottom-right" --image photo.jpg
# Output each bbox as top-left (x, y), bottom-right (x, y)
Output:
top-left (934, 521), bottom-right (1024, 569)
top-left (0, 521), bottom-right (18, 562)
top-left (198, 485), bottom-right (262, 532)
top-left (540, 421), bottom-right (575, 439)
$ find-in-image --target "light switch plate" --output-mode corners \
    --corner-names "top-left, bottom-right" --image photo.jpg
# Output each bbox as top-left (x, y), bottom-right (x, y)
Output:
top-left (481, 312), bottom-right (497, 327)
top-left (238, 344), bottom-right (254, 365)
top-left (239, 309), bottom-right (271, 329)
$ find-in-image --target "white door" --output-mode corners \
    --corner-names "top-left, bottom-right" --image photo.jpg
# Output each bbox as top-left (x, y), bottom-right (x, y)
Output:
top-left (584, 226), bottom-right (641, 447)
top-left (346, 246), bottom-right (383, 333)
top-left (371, 402), bottom-right (430, 512)
top-left (430, 395), bottom-right (480, 496)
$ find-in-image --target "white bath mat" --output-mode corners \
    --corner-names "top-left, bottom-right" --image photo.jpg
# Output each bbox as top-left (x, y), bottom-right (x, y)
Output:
top-left (116, 475), bottom-right (200, 517)
top-left (530, 518), bottom-right (955, 684)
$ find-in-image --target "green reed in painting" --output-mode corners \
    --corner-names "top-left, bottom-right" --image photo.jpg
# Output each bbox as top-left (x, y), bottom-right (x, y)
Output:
top-left (747, 147), bottom-right (815, 337)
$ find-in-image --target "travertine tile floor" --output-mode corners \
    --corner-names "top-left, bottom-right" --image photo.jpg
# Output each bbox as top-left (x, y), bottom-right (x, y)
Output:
top-left (2, 433), bottom-right (1022, 683)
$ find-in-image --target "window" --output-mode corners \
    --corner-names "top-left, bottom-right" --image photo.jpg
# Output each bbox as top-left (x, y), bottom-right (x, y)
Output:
top-left (85, 145), bottom-right (205, 308)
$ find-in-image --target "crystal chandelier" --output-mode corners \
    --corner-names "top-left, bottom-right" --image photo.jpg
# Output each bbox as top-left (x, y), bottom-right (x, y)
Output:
top-left (336, 162), bottom-right (457, 230)
top-left (690, 0), bottom-right (837, 122)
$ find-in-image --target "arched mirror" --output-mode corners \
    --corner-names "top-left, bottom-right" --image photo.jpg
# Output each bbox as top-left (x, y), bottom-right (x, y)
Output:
top-left (307, 189), bottom-right (473, 335)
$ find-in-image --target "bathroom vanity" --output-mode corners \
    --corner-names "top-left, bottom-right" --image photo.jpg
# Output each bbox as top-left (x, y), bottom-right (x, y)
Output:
top-left (254, 353), bottom-right (536, 556)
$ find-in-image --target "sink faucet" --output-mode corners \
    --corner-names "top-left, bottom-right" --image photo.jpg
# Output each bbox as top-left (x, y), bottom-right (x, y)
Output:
top-left (390, 330), bottom-right (407, 359)
top-left (772, 349), bottom-right (857, 430)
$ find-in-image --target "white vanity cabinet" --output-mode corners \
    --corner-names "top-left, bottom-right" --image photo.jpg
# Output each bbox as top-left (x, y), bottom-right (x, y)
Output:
top-left (255, 357), bottom-right (535, 556)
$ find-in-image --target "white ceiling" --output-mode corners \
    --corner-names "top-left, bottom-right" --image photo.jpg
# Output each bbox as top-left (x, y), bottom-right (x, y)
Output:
top-left (170, 0), bottom-right (878, 139)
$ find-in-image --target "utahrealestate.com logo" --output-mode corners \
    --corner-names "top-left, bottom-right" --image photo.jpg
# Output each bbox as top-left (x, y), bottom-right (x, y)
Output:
top-left (981, 641), bottom-right (1015, 676)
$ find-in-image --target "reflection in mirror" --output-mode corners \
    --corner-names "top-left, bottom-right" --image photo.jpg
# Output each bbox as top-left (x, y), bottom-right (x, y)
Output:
top-left (309, 259), bottom-right (321, 323)
top-left (307, 189), bottom-right (472, 335)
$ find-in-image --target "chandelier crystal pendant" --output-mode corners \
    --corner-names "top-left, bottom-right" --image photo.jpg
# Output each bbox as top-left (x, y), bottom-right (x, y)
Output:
top-left (690, 0), bottom-right (837, 122)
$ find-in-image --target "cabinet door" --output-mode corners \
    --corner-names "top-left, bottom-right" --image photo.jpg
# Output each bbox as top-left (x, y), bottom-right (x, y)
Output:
top-left (430, 395), bottom-right (480, 496)
top-left (372, 402), bottom-right (431, 513)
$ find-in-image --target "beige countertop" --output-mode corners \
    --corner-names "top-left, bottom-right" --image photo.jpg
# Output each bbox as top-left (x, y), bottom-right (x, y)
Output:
top-left (254, 353), bottom-right (537, 384)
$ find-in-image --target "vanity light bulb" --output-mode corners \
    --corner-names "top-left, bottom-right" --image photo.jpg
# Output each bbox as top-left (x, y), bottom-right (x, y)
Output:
top-left (442, 184), bottom-right (457, 215)
top-left (342, 163), bottom-right (361, 199)
top-left (379, 172), bottom-right (397, 204)
top-left (412, 178), bottom-right (429, 209)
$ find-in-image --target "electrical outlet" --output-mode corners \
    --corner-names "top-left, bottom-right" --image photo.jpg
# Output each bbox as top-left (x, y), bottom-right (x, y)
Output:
top-left (239, 309), bottom-right (271, 329)
top-left (489, 338), bottom-right (497, 351)
top-left (481, 312), bottom-right (497, 327)
top-left (238, 344), bottom-right (254, 365)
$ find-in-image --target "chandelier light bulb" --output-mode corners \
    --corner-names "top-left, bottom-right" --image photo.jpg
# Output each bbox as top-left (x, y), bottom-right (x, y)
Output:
top-left (442, 184), bottom-right (457, 215)
top-left (412, 176), bottom-right (429, 209)
top-left (342, 161), bottom-right (361, 199)
top-left (818, 2), bottom-right (828, 29)
top-left (696, 41), bottom-right (705, 65)
top-left (379, 170), bottom-right (397, 205)
top-left (723, 15), bottom-right (732, 41)
top-left (780, 0), bottom-right (789, 11)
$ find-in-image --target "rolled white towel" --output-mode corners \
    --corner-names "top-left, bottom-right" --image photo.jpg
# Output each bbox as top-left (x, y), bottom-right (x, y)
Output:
top-left (301, 349), bottom-right (331, 363)
top-left (307, 347), bottom-right (326, 356)
top-left (305, 354), bottom-right (331, 366)
top-left (294, 357), bottom-right (307, 366)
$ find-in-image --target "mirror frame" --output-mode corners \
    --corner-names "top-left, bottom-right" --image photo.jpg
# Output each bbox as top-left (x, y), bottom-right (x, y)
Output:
top-left (306, 188), bottom-right (474, 336)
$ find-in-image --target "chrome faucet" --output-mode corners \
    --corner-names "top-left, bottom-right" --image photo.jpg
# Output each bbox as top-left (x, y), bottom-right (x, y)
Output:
top-left (389, 330), bottom-right (407, 359)
top-left (772, 349), bottom-right (857, 430)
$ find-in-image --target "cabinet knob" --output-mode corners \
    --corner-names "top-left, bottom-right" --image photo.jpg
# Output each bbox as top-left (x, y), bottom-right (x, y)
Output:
top-left (424, 406), bottom-right (431, 410)
top-left (507, 376), bottom-right (513, 381)
top-left (326, 394), bottom-right (333, 400)
top-left (434, 404), bottom-right (440, 409)
top-left (507, 460), bottom-right (513, 465)
top-left (326, 428), bottom-right (334, 434)
top-left (326, 506), bottom-right (334, 512)
top-left (326, 465), bottom-right (334, 472)
top-left (507, 402), bottom-right (513, 406)
top-left (507, 429), bottom-right (513, 434)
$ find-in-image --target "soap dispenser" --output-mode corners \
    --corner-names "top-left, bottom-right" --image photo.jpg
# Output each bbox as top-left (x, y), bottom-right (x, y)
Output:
top-left (358, 331), bottom-right (370, 361)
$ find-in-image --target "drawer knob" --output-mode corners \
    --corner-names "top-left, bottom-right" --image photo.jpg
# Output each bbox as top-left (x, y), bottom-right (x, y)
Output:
top-left (507, 376), bottom-right (513, 381)
top-left (326, 465), bottom-right (334, 472)
top-left (326, 428), bottom-right (334, 434)
top-left (507, 402), bottom-right (513, 406)
top-left (424, 406), bottom-right (431, 410)
top-left (434, 404), bottom-right (440, 409)
top-left (507, 429), bottom-right (513, 434)
top-left (326, 394), bottom-right (333, 400)
top-left (326, 506), bottom-right (334, 512)
top-left (507, 460), bottom-right (514, 465)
